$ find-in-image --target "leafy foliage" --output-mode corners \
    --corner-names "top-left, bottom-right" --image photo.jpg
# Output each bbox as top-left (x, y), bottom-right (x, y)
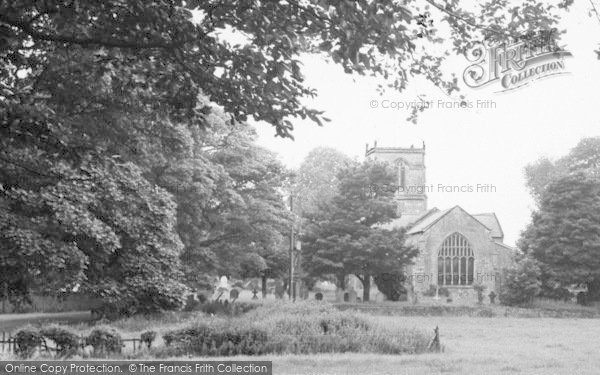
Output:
top-left (140, 331), bottom-right (157, 348)
top-left (40, 325), bottom-right (80, 357)
top-left (14, 326), bottom-right (43, 358)
top-left (373, 272), bottom-right (408, 301)
top-left (302, 159), bottom-right (418, 301)
top-left (85, 328), bottom-right (123, 356)
top-left (499, 257), bottom-right (542, 306)
top-left (524, 137), bottom-right (600, 204)
top-left (521, 171), bottom-right (600, 301)
top-left (293, 147), bottom-right (352, 218)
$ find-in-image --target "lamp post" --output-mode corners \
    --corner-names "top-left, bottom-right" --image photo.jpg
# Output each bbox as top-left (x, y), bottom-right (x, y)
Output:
top-left (288, 195), bottom-right (294, 300)
top-left (292, 239), bottom-right (301, 301)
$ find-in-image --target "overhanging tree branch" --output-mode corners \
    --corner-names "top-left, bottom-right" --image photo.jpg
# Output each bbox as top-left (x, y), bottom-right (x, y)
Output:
top-left (0, 14), bottom-right (193, 49)
top-left (424, 0), bottom-right (510, 38)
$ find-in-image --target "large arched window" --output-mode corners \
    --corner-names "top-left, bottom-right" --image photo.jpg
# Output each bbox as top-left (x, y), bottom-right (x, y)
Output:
top-left (437, 233), bottom-right (474, 286)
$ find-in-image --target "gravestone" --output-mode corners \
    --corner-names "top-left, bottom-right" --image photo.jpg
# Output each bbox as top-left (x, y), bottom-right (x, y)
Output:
top-left (315, 292), bottom-right (323, 301)
top-left (347, 289), bottom-right (357, 303)
top-left (229, 289), bottom-right (239, 302)
top-left (218, 275), bottom-right (228, 288)
top-left (275, 281), bottom-right (285, 299)
top-left (489, 291), bottom-right (497, 304)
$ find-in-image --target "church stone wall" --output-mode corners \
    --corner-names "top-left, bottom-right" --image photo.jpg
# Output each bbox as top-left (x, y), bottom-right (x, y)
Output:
top-left (408, 207), bottom-right (509, 304)
top-left (366, 148), bottom-right (425, 167)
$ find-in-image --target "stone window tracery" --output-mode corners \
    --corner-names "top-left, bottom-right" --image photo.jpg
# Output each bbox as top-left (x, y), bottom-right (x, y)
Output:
top-left (437, 233), bottom-right (474, 286)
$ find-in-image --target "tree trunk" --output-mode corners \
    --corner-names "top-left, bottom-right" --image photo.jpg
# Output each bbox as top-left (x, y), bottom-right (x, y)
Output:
top-left (362, 274), bottom-right (371, 302)
top-left (2, 281), bottom-right (6, 314)
top-left (261, 275), bottom-right (267, 298)
top-left (336, 273), bottom-right (346, 290)
top-left (587, 278), bottom-right (600, 301)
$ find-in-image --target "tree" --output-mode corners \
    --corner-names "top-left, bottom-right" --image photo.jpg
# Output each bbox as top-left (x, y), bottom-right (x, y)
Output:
top-left (524, 137), bottom-right (600, 203)
top-left (302, 159), bottom-right (417, 301)
top-left (187, 123), bottom-right (292, 280)
top-left (0, 1), bottom-right (570, 138)
top-left (499, 257), bottom-right (542, 306)
top-left (0, 156), bottom-right (188, 314)
top-left (520, 172), bottom-right (600, 301)
top-left (293, 147), bottom-right (352, 218)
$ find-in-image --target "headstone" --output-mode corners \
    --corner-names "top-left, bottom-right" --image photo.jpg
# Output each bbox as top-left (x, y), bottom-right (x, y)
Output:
top-left (315, 292), bottom-right (323, 301)
top-left (347, 289), bottom-right (357, 303)
top-left (489, 291), bottom-right (497, 304)
top-left (219, 275), bottom-right (228, 289)
top-left (229, 289), bottom-right (239, 302)
top-left (252, 288), bottom-right (259, 300)
top-left (275, 281), bottom-right (285, 299)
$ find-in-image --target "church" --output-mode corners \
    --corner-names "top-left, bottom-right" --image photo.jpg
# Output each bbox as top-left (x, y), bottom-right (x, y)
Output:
top-left (365, 142), bottom-right (515, 303)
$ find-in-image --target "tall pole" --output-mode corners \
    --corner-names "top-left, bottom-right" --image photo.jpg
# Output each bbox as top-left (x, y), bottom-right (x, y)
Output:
top-left (289, 195), bottom-right (294, 301)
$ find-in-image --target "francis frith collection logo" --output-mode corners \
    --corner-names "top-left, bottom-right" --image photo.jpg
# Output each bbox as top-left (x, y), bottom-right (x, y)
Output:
top-left (463, 30), bottom-right (572, 92)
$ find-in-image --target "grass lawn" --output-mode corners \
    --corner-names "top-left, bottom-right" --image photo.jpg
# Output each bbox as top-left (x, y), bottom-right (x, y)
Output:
top-left (3, 303), bottom-right (600, 374)
top-left (200, 316), bottom-right (600, 374)
top-left (0, 311), bottom-right (92, 331)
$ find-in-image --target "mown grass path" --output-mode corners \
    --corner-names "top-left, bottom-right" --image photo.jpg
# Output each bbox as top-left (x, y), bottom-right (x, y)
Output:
top-left (0, 311), bottom-right (91, 332)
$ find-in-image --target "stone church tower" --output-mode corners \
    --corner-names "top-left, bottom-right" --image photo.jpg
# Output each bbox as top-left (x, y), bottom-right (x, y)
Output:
top-left (365, 141), bottom-right (427, 227)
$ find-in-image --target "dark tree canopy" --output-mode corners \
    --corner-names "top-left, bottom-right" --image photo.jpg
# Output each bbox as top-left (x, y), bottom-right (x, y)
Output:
top-left (302, 159), bottom-right (417, 301)
top-left (521, 172), bottom-right (600, 301)
top-left (1, 1), bottom-right (574, 137)
top-left (524, 137), bottom-right (600, 204)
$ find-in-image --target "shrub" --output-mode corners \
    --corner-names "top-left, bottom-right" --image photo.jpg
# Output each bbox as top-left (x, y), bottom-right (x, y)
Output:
top-left (499, 257), bottom-right (542, 306)
top-left (96, 278), bottom-right (188, 318)
top-left (140, 331), bottom-right (157, 348)
top-left (197, 293), bottom-right (208, 304)
top-left (476, 308), bottom-right (496, 317)
top-left (14, 326), bottom-right (43, 358)
top-left (183, 294), bottom-right (200, 311)
top-left (158, 301), bottom-right (432, 357)
top-left (373, 272), bottom-right (407, 301)
top-left (199, 301), bottom-right (257, 316)
top-left (40, 325), bottom-right (80, 357)
top-left (85, 328), bottom-right (123, 356)
top-left (162, 324), bottom-right (269, 356)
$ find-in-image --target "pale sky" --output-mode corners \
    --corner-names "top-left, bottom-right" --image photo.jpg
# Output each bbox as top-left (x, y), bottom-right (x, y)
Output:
top-left (253, 1), bottom-right (600, 247)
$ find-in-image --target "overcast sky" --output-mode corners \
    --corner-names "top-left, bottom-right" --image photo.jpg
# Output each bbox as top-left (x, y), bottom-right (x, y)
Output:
top-left (253, 1), bottom-right (600, 247)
